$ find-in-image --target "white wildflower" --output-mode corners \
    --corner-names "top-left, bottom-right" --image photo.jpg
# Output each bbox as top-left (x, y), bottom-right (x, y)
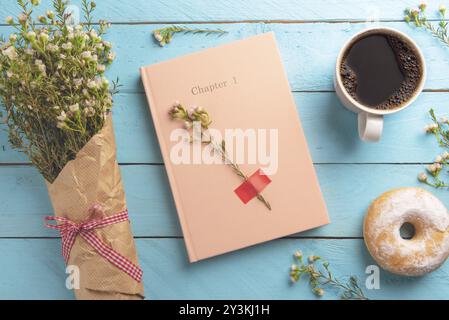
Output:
top-left (154, 32), bottom-right (163, 42)
top-left (427, 164), bottom-right (437, 173)
top-left (443, 151), bottom-right (449, 159)
top-left (436, 155), bottom-right (443, 163)
top-left (87, 80), bottom-right (98, 89)
top-left (56, 111), bottom-right (67, 121)
top-left (46, 44), bottom-right (58, 52)
top-left (56, 122), bottom-right (65, 129)
top-left (6, 71), bottom-right (14, 78)
top-left (97, 64), bottom-right (106, 73)
top-left (61, 42), bottom-right (73, 51)
top-left (3, 46), bottom-right (18, 60)
top-left (6, 16), bottom-right (14, 25)
top-left (103, 41), bottom-right (112, 48)
top-left (89, 29), bottom-right (98, 40)
top-left (73, 78), bottom-right (83, 87)
top-left (25, 48), bottom-right (34, 56)
top-left (81, 51), bottom-right (92, 60)
top-left (46, 10), bottom-right (55, 19)
top-left (84, 106), bottom-right (95, 116)
top-left (69, 103), bottom-right (79, 112)
top-left (18, 13), bottom-right (27, 24)
top-left (39, 33), bottom-right (49, 42)
top-left (26, 31), bottom-right (36, 41)
top-left (9, 34), bottom-right (17, 42)
top-left (425, 123), bottom-right (438, 133)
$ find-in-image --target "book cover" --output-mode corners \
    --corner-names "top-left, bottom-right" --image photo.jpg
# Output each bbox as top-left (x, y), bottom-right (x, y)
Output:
top-left (140, 32), bottom-right (330, 262)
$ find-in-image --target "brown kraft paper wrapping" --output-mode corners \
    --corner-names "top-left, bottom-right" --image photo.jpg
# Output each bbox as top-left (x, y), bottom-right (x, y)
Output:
top-left (46, 115), bottom-right (144, 300)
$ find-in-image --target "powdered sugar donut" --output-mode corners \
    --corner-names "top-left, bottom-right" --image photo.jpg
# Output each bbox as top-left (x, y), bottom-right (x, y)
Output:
top-left (364, 187), bottom-right (449, 276)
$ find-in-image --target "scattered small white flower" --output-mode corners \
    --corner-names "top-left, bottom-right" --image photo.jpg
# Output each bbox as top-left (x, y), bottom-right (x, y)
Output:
top-left (427, 164), bottom-right (437, 173)
top-left (418, 172), bottom-right (428, 182)
top-left (154, 32), bottom-right (163, 42)
top-left (435, 155), bottom-right (443, 163)
top-left (9, 34), bottom-right (17, 42)
top-left (425, 123), bottom-right (438, 133)
top-left (107, 52), bottom-right (116, 61)
top-left (443, 151), bottom-right (449, 159)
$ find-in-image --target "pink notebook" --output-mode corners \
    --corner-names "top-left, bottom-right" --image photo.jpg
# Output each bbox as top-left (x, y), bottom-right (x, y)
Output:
top-left (140, 32), bottom-right (330, 262)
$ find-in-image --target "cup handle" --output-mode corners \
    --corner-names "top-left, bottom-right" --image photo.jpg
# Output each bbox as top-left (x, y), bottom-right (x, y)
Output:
top-left (358, 112), bottom-right (383, 142)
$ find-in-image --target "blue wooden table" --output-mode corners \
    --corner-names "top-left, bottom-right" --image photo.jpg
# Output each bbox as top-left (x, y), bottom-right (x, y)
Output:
top-left (1, 0), bottom-right (449, 299)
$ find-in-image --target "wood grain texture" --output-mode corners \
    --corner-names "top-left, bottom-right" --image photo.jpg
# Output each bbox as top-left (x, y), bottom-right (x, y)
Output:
top-left (0, 0), bottom-right (438, 23)
top-left (1, 92), bottom-right (444, 164)
top-left (1, 238), bottom-right (449, 300)
top-left (106, 22), bottom-right (449, 92)
top-left (0, 164), bottom-right (446, 238)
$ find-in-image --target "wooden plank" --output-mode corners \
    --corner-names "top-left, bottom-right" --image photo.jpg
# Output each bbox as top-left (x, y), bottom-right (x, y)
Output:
top-left (0, 164), bottom-right (446, 238)
top-left (0, 0), bottom-right (435, 23)
top-left (1, 238), bottom-right (449, 299)
top-left (0, 92), bottom-right (444, 164)
top-left (106, 22), bottom-right (449, 92)
top-left (2, 21), bottom-right (449, 92)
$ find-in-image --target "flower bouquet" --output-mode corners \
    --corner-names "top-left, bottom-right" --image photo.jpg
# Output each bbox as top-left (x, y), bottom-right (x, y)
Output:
top-left (0, 0), bottom-right (144, 299)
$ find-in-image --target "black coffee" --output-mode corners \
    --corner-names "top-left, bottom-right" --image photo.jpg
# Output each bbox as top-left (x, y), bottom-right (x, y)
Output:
top-left (340, 33), bottom-right (422, 110)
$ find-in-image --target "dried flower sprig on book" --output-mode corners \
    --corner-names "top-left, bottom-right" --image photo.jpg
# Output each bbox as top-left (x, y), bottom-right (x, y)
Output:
top-left (404, 3), bottom-right (449, 47)
top-left (289, 249), bottom-right (369, 300)
top-left (153, 26), bottom-right (227, 47)
top-left (0, 0), bottom-right (119, 182)
top-left (169, 102), bottom-right (272, 210)
top-left (418, 109), bottom-right (449, 188)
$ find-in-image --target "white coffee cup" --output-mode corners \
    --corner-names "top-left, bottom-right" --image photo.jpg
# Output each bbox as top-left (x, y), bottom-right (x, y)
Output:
top-left (334, 27), bottom-right (426, 142)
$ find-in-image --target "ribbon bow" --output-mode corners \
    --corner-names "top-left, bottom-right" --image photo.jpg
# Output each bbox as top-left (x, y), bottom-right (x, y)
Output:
top-left (45, 205), bottom-right (143, 283)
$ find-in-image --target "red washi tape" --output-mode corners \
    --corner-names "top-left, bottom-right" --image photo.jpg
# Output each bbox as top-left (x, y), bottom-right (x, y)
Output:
top-left (234, 169), bottom-right (271, 204)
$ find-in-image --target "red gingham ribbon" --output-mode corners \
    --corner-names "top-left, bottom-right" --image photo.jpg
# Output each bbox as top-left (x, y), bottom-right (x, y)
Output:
top-left (45, 208), bottom-right (143, 283)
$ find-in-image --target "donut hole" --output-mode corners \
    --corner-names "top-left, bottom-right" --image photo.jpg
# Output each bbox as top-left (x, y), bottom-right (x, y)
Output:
top-left (399, 222), bottom-right (416, 240)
